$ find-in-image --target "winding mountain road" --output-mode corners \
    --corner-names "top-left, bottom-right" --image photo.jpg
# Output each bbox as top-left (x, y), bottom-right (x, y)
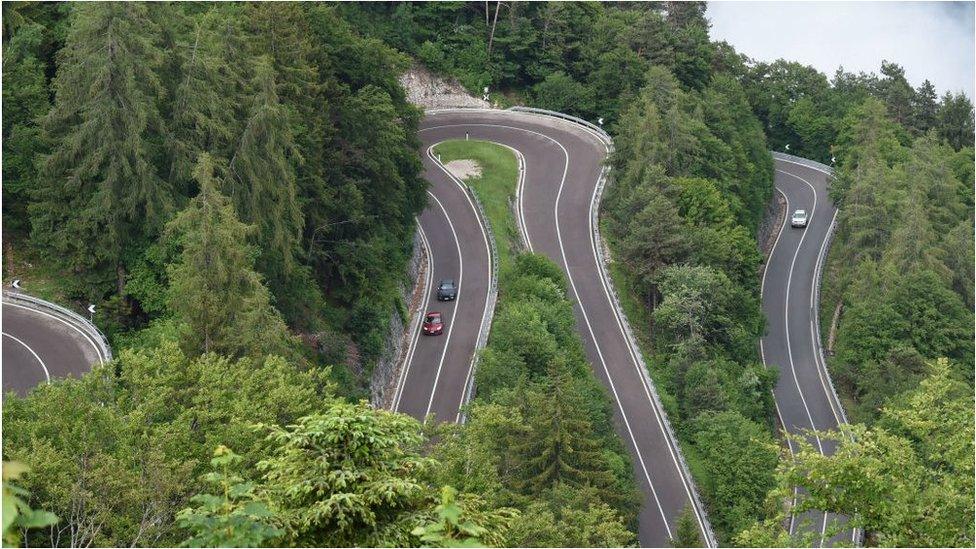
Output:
top-left (396, 109), bottom-right (714, 547)
top-left (763, 155), bottom-right (855, 546)
top-left (2, 295), bottom-right (109, 396)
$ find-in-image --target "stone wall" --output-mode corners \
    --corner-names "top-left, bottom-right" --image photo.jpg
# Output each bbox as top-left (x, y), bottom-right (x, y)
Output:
top-left (370, 229), bottom-right (427, 408)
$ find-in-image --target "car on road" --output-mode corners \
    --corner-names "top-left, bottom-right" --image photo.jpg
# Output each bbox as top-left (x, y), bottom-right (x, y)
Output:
top-left (791, 209), bottom-right (808, 228)
top-left (437, 279), bottom-right (457, 301)
top-left (422, 312), bottom-right (444, 335)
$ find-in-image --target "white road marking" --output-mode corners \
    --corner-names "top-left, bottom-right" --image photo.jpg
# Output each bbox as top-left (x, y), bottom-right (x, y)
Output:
top-left (424, 143), bottom-right (494, 422)
top-left (3, 301), bottom-right (107, 365)
top-left (392, 222), bottom-right (435, 412)
top-left (423, 114), bottom-right (711, 544)
top-left (421, 189), bottom-right (464, 422)
top-left (774, 158), bottom-right (859, 546)
top-left (3, 331), bottom-right (50, 383)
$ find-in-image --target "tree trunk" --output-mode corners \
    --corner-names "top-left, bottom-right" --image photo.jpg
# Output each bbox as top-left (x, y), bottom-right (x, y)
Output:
top-left (487, 1), bottom-right (502, 59)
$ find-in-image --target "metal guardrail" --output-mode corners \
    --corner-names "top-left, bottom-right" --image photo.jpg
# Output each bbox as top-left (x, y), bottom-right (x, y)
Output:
top-left (771, 151), bottom-right (835, 175)
top-left (771, 151), bottom-right (863, 547)
top-left (508, 106), bottom-right (613, 142)
top-left (458, 186), bottom-right (499, 421)
top-left (2, 290), bottom-right (113, 363)
top-left (770, 152), bottom-right (850, 426)
top-left (511, 108), bottom-right (718, 548)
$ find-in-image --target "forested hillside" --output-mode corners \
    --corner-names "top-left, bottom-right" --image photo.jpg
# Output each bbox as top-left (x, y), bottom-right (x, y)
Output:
top-left (602, 64), bottom-right (777, 542)
top-left (341, 1), bottom-right (723, 123)
top-left (3, 2), bottom-right (426, 389)
top-left (734, 55), bottom-right (975, 546)
top-left (3, 1), bottom-right (973, 547)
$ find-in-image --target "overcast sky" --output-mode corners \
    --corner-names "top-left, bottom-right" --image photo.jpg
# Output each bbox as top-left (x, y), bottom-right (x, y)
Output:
top-left (707, 1), bottom-right (976, 99)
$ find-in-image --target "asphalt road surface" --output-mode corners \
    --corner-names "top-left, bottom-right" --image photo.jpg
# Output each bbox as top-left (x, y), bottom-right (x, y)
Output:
top-left (391, 126), bottom-right (493, 424)
top-left (405, 109), bottom-right (712, 547)
top-left (2, 299), bottom-right (106, 395)
top-left (762, 158), bottom-right (855, 546)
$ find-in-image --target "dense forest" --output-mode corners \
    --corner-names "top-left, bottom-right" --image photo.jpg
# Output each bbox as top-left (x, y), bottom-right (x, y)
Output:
top-left (3, 1), bottom-right (974, 547)
top-left (3, 1), bottom-right (426, 393)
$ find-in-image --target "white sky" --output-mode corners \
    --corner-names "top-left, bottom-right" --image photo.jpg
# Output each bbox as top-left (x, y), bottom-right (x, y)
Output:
top-left (707, 1), bottom-right (976, 99)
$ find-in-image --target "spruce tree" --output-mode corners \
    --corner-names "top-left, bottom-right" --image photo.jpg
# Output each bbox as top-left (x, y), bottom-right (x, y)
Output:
top-left (30, 2), bottom-right (171, 293)
top-left (166, 153), bottom-right (291, 357)
top-left (671, 505), bottom-right (703, 547)
top-left (168, 7), bottom-right (251, 191)
top-left (514, 359), bottom-right (617, 499)
top-left (227, 56), bottom-right (303, 282)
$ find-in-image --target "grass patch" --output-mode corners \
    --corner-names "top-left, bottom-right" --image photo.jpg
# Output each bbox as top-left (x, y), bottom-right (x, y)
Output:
top-left (432, 140), bottom-right (519, 270)
top-left (2, 235), bottom-right (75, 305)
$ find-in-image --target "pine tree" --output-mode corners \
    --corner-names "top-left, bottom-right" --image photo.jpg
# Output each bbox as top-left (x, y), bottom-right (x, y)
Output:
top-left (30, 2), bottom-right (171, 293)
top-left (166, 153), bottom-right (292, 357)
top-left (514, 359), bottom-right (617, 499)
top-left (671, 505), bottom-right (703, 547)
top-left (227, 56), bottom-right (304, 282)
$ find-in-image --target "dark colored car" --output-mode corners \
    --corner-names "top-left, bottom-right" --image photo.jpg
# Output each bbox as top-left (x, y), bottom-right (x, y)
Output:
top-left (437, 279), bottom-right (457, 301)
top-left (422, 312), bottom-right (444, 335)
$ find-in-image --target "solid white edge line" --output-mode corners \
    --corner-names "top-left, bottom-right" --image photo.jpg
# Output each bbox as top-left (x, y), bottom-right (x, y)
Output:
top-left (424, 143), bottom-right (493, 422)
top-left (586, 160), bottom-right (714, 543)
top-left (3, 301), bottom-right (106, 365)
top-left (3, 331), bottom-right (50, 383)
top-left (392, 222), bottom-right (435, 413)
top-left (760, 188), bottom-right (802, 535)
top-left (421, 188), bottom-right (464, 422)
top-left (424, 113), bottom-right (709, 544)
top-left (776, 158), bottom-right (860, 545)
top-left (776, 168), bottom-right (830, 546)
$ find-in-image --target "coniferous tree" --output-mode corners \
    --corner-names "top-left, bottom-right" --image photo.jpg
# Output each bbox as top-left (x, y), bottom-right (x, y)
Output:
top-left (166, 153), bottom-right (292, 358)
top-left (227, 56), bottom-right (303, 282)
top-left (2, 22), bottom-right (50, 233)
top-left (912, 80), bottom-right (939, 134)
top-left (937, 91), bottom-right (976, 151)
top-left (31, 2), bottom-right (172, 293)
top-left (514, 359), bottom-right (617, 500)
top-left (168, 7), bottom-right (250, 191)
top-left (671, 505), bottom-right (704, 547)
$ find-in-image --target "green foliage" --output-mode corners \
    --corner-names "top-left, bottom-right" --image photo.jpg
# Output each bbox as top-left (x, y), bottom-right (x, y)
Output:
top-left (2, 342), bottom-right (333, 547)
top-left (2, 462), bottom-right (58, 548)
top-left (671, 505), bottom-right (703, 548)
top-left (30, 2), bottom-right (172, 293)
top-left (431, 252), bottom-right (640, 545)
top-left (411, 486), bottom-right (518, 548)
top-left (165, 154), bottom-right (294, 358)
top-left (689, 412), bottom-right (778, 538)
top-left (255, 401), bottom-right (433, 546)
top-left (602, 51), bottom-right (775, 543)
top-left (9, 3), bottom-right (427, 389)
top-left (738, 359), bottom-right (974, 547)
top-left (742, 58), bottom-right (974, 161)
top-left (176, 446), bottom-right (283, 548)
top-left (825, 96), bottom-right (974, 423)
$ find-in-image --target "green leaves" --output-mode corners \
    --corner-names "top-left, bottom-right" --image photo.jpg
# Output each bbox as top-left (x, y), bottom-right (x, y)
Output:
top-left (2, 462), bottom-right (58, 548)
top-left (177, 446), bottom-right (283, 548)
top-left (739, 360), bottom-right (974, 547)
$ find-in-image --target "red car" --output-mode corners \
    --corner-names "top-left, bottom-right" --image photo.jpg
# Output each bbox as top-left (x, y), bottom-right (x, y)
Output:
top-left (422, 312), bottom-right (444, 335)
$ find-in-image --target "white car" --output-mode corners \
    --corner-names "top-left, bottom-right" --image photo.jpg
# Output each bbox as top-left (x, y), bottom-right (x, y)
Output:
top-left (791, 209), bottom-right (808, 228)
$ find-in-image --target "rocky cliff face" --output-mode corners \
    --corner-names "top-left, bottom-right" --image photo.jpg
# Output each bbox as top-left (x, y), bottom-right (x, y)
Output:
top-left (399, 65), bottom-right (488, 109)
top-left (370, 229), bottom-right (427, 408)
